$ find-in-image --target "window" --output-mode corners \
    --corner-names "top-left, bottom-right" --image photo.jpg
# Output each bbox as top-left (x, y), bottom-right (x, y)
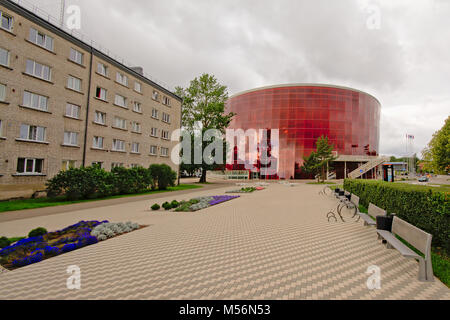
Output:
top-left (112, 139), bottom-right (125, 151)
top-left (134, 82), bottom-right (141, 93)
top-left (69, 48), bottom-right (83, 65)
top-left (150, 145), bottom-right (158, 155)
top-left (92, 136), bottom-right (104, 149)
top-left (131, 142), bottom-right (140, 153)
top-left (151, 108), bottom-right (159, 119)
top-left (0, 11), bottom-right (13, 31)
top-left (94, 111), bottom-right (106, 125)
top-left (160, 147), bottom-right (169, 157)
top-left (20, 124), bottom-right (46, 142)
top-left (111, 162), bottom-right (124, 169)
top-left (67, 75), bottom-right (82, 92)
top-left (0, 47), bottom-right (10, 67)
top-left (116, 72), bottom-right (128, 86)
top-left (17, 158), bottom-right (43, 174)
top-left (63, 131), bottom-right (78, 146)
top-left (97, 62), bottom-right (108, 76)
top-left (162, 96), bottom-right (171, 106)
top-left (92, 161), bottom-right (103, 169)
top-left (152, 90), bottom-right (159, 101)
top-left (162, 112), bottom-right (170, 123)
top-left (161, 130), bottom-right (170, 140)
top-left (130, 164), bottom-right (140, 168)
top-left (114, 117), bottom-right (127, 130)
top-left (133, 102), bottom-right (142, 113)
top-left (95, 87), bottom-right (107, 100)
top-left (114, 94), bottom-right (127, 108)
top-left (62, 160), bottom-right (76, 171)
top-left (0, 119), bottom-right (3, 136)
top-left (22, 91), bottom-right (48, 111)
top-left (29, 28), bottom-right (53, 51)
top-left (65, 103), bottom-right (80, 119)
top-left (150, 127), bottom-right (158, 137)
top-left (0, 83), bottom-right (5, 101)
top-left (25, 59), bottom-right (51, 81)
top-left (131, 121), bottom-right (141, 133)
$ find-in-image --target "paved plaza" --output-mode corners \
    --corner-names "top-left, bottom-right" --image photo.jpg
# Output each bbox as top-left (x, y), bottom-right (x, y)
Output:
top-left (0, 182), bottom-right (449, 299)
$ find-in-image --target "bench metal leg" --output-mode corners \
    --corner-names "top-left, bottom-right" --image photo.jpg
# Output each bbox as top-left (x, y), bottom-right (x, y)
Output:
top-left (418, 258), bottom-right (427, 282)
top-left (386, 242), bottom-right (394, 249)
top-left (426, 258), bottom-right (434, 282)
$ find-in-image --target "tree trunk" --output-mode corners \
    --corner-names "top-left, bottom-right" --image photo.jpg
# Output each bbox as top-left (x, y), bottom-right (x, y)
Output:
top-left (199, 167), bottom-right (207, 183)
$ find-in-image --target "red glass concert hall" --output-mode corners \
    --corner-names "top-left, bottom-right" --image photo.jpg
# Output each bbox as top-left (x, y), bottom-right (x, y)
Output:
top-left (225, 84), bottom-right (381, 179)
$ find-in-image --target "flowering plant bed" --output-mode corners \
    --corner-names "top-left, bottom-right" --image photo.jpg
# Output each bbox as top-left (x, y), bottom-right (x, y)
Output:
top-left (174, 195), bottom-right (240, 212)
top-left (0, 220), bottom-right (142, 270)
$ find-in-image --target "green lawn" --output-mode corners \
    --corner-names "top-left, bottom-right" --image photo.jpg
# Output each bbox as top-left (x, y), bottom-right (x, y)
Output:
top-left (0, 184), bottom-right (202, 213)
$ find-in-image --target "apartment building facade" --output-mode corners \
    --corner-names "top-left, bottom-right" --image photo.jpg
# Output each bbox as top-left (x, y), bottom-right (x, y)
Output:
top-left (0, 0), bottom-right (182, 191)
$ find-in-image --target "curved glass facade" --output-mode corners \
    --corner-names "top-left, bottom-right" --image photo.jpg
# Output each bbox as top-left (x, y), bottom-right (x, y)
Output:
top-left (225, 84), bottom-right (381, 179)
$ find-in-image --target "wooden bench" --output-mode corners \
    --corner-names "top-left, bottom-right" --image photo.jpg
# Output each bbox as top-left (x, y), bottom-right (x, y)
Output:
top-left (377, 216), bottom-right (434, 282)
top-left (357, 203), bottom-right (386, 226)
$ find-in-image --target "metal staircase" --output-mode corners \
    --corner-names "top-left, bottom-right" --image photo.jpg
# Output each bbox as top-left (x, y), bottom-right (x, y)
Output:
top-left (347, 157), bottom-right (388, 179)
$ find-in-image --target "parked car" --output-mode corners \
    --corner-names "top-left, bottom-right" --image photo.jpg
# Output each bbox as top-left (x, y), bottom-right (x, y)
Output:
top-left (418, 176), bottom-right (429, 182)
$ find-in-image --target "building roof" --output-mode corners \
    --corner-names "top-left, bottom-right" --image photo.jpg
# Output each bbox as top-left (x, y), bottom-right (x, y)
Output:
top-left (230, 83), bottom-right (381, 105)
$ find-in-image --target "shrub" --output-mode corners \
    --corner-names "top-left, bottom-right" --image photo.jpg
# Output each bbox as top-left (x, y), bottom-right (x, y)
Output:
top-left (151, 203), bottom-right (160, 210)
top-left (162, 201), bottom-right (172, 210)
top-left (28, 227), bottom-right (48, 238)
top-left (344, 179), bottom-right (450, 254)
top-left (91, 222), bottom-right (139, 240)
top-left (149, 164), bottom-right (177, 190)
top-left (170, 200), bottom-right (180, 208)
top-left (0, 237), bottom-right (10, 249)
top-left (111, 166), bottom-right (153, 194)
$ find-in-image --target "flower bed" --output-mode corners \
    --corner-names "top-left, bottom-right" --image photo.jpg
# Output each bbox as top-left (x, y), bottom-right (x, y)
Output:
top-left (0, 220), bottom-right (142, 270)
top-left (174, 195), bottom-right (240, 212)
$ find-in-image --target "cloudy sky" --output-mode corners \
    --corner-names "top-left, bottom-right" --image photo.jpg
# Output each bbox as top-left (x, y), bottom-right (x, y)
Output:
top-left (29, 0), bottom-right (450, 157)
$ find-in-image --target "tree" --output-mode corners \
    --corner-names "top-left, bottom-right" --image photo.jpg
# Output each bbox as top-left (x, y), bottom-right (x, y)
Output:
top-left (301, 136), bottom-right (337, 182)
top-left (175, 74), bottom-right (235, 183)
top-left (421, 116), bottom-right (450, 174)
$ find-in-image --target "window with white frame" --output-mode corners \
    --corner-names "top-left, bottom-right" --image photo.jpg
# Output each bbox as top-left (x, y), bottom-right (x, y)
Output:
top-left (95, 87), bottom-right (107, 100)
top-left (63, 131), bottom-right (79, 146)
top-left (62, 160), bottom-right (76, 171)
top-left (29, 28), bottom-right (54, 51)
top-left (161, 130), bottom-right (170, 140)
top-left (22, 91), bottom-right (48, 111)
top-left (133, 101), bottom-right (141, 113)
top-left (0, 11), bottom-right (13, 32)
top-left (150, 145), bottom-right (158, 155)
top-left (162, 112), bottom-right (170, 123)
top-left (113, 117), bottom-right (127, 130)
top-left (97, 62), bottom-right (108, 76)
top-left (131, 142), bottom-right (140, 153)
top-left (112, 139), bottom-right (125, 151)
top-left (65, 103), bottom-right (80, 119)
top-left (0, 119), bottom-right (3, 137)
top-left (150, 127), bottom-right (158, 137)
top-left (134, 82), bottom-right (141, 93)
top-left (114, 94), bottom-right (127, 108)
top-left (0, 47), bottom-right (10, 67)
top-left (69, 48), bottom-right (83, 65)
top-left (25, 59), bottom-right (51, 81)
top-left (0, 83), bottom-right (5, 102)
top-left (94, 111), bottom-right (106, 125)
top-left (152, 90), bottom-right (159, 101)
top-left (116, 72), bottom-right (128, 86)
top-left (162, 96), bottom-right (170, 106)
top-left (67, 75), bottom-right (82, 92)
top-left (151, 108), bottom-right (159, 119)
top-left (160, 147), bottom-right (169, 157)
top-left (19, 124), bottom-right (46, 142)
top-left (17, 158), bottom-right (44, 174)
top-left (131, 121), bottom-right (141, 133)
top-left (92, 161), bottom-right (103, 169)
top-left (92, 136), bottom-right (104, 149)
top-left (111, 162), bottom-right (124, 169)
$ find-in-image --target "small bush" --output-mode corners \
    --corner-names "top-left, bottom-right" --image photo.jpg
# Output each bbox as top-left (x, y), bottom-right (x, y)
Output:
top-left (0, 237), bottom-right (10, 249)
top-left (91, 222), bottom-right (139, 240)
top-left (151, 204), bottom-right (160, 210)
top-left (149, 164), bottom-right (177, 190)
top-left (28, 227), bottom-right (48, 238)
top-left (162, 201), bottom-right (172, 210)
top-left (170, 200), bottom-right (180, 208)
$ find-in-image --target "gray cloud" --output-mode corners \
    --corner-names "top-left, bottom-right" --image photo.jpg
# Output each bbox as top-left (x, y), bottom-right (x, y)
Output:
top-left (28, 0), bottom-right (450, 157)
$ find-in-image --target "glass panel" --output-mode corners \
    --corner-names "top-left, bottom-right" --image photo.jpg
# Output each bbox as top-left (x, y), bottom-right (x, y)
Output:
top-left (37, 127), bottom-right (45, 141)
top-left (0, 48), bottom-right (8, 66)
top-left (26, 159), bottom-right (34, 172)
top-left (17, 158), bottom-right (25, 173)
top-left (35, 62), bottom-right (42, 77)
top-left (35, 159), bottom-right (43, 173)
top-left (26, 60), bottom-right (34, 74)
top-left (20, 124), bottom-right (28, 139)
top-left (0, 84), bottom-right (5, 101)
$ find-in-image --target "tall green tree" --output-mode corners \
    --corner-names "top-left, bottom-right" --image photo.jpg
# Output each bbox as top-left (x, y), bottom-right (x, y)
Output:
top-left (175, 74), bottom-right (235, 183)
top-left (421, 116), bottom-right (450, 174)
top-left (301, 135), bottom-right (337, 182)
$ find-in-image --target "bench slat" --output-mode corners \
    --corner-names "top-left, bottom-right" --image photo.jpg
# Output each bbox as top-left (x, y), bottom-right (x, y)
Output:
top-left (357, 213), bottom-right (376, 225)
top-left (392, 217), bottom-right (432, 256)
top-left (377, 230), bottom-right (421, 259)
top-left (368, 203), bottom-right (386, 219)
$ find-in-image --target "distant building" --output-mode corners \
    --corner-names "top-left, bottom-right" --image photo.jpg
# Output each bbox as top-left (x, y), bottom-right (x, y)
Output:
top-left (0, 0), bottom-right (181, 191)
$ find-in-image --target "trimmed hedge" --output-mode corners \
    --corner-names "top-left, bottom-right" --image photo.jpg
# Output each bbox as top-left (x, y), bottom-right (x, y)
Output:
top-left (344, 179), bottom-right (449, 254)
